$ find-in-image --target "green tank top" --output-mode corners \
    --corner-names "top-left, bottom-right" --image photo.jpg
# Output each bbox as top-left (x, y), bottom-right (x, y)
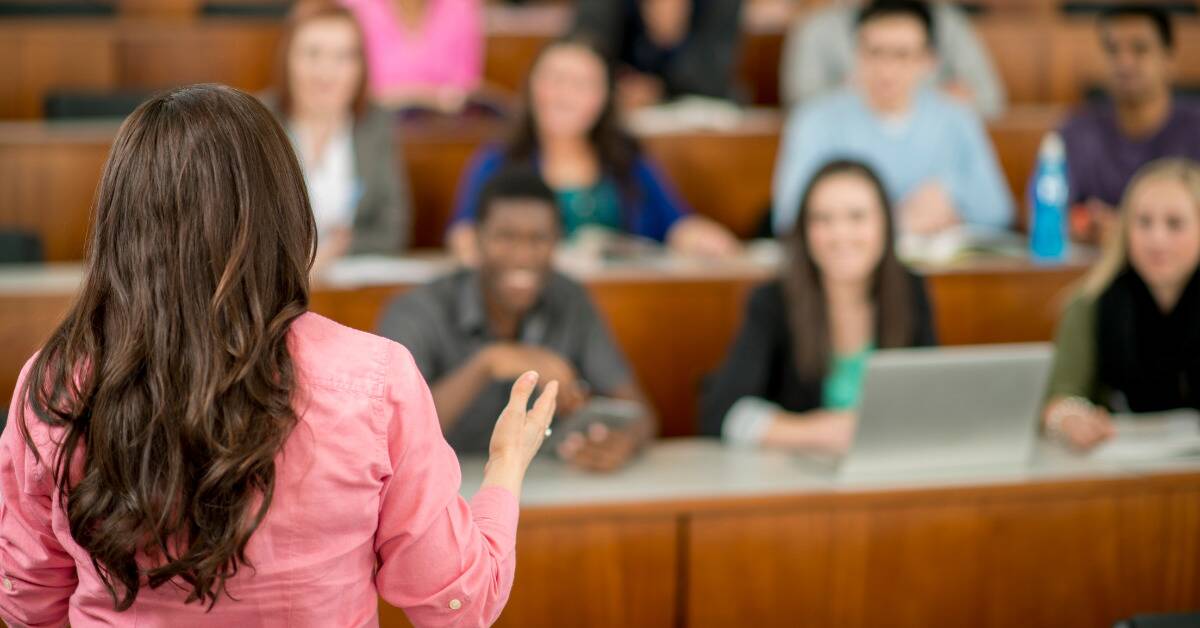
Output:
top-left (821, 343), bottom-right (876, 410)
top-left (556, 179), bottom-right (623, 238)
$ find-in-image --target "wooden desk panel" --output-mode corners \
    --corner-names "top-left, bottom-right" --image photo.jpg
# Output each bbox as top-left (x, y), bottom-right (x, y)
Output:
top-left (0, 138), bottom-right (108, 261)
top-left (687, 479), bottom-right (1200, 628)
top-left (376, 516), bottom-right (678, 628)
top-left (0, 24), bottom-right (117, 120)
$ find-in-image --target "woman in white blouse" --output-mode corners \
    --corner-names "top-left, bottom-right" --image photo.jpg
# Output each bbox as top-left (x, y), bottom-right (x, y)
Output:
top-left (268, 0), bottom-right (413, 270)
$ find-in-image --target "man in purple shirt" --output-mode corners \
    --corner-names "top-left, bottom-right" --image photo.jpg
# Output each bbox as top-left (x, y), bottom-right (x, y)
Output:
top-left (1046, 5), bottom-right (1200, 240)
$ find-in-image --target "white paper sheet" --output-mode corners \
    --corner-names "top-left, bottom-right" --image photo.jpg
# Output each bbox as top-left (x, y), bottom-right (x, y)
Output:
top-left (1090, 409), bottom-right (1200, 462)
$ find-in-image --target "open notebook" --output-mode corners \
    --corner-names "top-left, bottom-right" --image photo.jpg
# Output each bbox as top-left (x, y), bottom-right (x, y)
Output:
top-left (897, 225), bottom-right (1027, 265)
top-left (1090, 409), bottom-right (1200, 462)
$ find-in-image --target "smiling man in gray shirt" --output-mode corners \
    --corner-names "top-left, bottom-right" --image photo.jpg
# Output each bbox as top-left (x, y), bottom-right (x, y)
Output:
top-left (377, 167), bottom-right (655, 472)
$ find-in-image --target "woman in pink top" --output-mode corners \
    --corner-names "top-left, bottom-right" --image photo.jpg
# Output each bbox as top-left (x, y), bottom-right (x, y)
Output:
top-left (0, 84), bottom-right (556, 627)
top-left (342, 0), bottom-right (484, 113)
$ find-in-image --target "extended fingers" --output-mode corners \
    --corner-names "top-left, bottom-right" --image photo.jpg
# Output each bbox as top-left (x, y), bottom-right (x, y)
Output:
top-left (504, 371), bottom-right (540, 414)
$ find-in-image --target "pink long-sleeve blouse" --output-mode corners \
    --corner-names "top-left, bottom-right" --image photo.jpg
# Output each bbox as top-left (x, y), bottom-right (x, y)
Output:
top-left (0, 312), bottom-right (517, 627)
top-left (342, 0), bottom-right (484, 96)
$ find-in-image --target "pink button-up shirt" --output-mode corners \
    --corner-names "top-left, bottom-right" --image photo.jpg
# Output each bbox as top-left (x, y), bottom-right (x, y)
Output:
top-left (0, 312), bottom-right (518, 627)
top-left (343, 0), bottom-right (484, 95)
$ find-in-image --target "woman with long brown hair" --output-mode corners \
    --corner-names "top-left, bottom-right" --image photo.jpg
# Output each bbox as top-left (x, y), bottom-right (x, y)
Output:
top-left (446, 37), bottom-right (739, 264)
top-left (0, 84), bottom-right (555, 626)
top-left (700, 159), bottom-right (936, 452)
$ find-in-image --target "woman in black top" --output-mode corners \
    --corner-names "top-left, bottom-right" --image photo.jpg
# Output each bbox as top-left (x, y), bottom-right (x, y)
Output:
top-left (1042, 158), bottom-right (1200, 451)
top-left (700, 160), bottom-right (936, 452)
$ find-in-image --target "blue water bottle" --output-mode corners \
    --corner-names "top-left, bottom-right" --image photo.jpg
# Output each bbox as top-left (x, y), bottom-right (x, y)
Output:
top-left (1030, 132), bottom-right (1069, 263)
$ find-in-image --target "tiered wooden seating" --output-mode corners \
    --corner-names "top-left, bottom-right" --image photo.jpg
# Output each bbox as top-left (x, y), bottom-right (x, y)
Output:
top-left (0, 107), bottom-right (1064, 262)
top-left (0, 253), bottom-right (1092, 437)
top-left (2, 8), bottom-right (1197, 117)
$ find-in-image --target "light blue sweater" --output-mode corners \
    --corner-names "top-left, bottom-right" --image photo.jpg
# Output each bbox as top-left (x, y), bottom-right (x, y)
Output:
top-left (772, 88), bottom-right (1014, 235)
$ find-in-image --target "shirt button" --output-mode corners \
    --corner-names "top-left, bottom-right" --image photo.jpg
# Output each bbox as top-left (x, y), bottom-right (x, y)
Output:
top-left (448, 599), bottom-right (462, 611)
top-left (2, 578), bottom-right (13, 592)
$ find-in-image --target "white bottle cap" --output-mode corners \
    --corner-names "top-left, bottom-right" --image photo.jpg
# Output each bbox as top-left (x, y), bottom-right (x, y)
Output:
top-left (1039, 132), bottom-right (1065, 161)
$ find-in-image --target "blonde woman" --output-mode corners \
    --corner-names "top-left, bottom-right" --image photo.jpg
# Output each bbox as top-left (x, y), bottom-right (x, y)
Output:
top-left (1043, 158), bottom-right (1200, 451)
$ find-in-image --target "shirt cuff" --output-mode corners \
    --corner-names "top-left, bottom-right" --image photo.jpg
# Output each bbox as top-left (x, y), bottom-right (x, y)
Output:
top-left (469, 486), bottom-right (520, 551)
top-left (721, 397), bottom-right (782, 447)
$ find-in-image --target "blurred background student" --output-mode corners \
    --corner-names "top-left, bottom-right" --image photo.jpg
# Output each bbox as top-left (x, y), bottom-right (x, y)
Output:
top-left (1043, 158), bottom-right (1200, 452)
top-left (380, 167), bottom-right (656, 473)
top-left (571, 0), bottom-right (744, 109)
top-left (781, 0), bottom-right (1005, 118)
top-left (772, 0), bottom-right (1013, 237)
top-left (267, 0), bottom-right (412, 272)
top-left (701, 160), bottom-right (936, 453)
top-left (446, 38), bottom-right (739, 264)
top-left (1037, 4), bottom-right (1200, 243)
top-left (342, 0), bottom-right (484, 114)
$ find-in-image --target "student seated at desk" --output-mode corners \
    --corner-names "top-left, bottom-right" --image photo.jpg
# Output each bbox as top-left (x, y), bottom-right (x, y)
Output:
top-left (781, 0), bottom-right (1005, 118)
top-left (446, 38), bottom-right (739, 265)
top-left (380, 167), bottom-right (657, 472)
top-left (570, 0), bottom-right (743, 109)
top-left (1031, 4), bottom-right (1200, 243)
top-left (341, 0), bottom-right (483, 114)
top-left (266, 0), bottom-right (413, 272)
top-left (772, 0), bottom-right (1013, 237)
top-left (1043, 158), bottom-right (1200, 452)
top-left (701, 160), bottom-right (936, 453)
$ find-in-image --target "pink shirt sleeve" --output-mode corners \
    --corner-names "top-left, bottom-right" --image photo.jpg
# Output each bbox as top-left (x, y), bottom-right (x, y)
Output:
top-left (0, 359), bottom-right (78, 628)
top-left (374, 343), bottom-right (519, 628)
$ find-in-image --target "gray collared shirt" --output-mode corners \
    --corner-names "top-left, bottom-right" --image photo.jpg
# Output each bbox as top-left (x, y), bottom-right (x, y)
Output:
top-left (376, 269), bottom-right (634, 453)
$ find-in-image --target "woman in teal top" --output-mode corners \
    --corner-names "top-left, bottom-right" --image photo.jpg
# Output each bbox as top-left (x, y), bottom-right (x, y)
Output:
top-left (700, 160), bottom-right (936, 453)
top-left (447, 38), bottom-right (739, 263)
top-left (556, 180), bottom-right (624, 238)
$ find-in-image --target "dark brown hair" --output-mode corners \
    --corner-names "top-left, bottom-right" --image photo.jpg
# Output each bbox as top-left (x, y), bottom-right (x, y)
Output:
top-left (18, 84), bottom-right (316, 611)
top-left (273, 0), bottom-right (369, 119)
top-left (783, 159), bottom-right (915, 380)
top-left (505, 37), bottom-right (641, 196)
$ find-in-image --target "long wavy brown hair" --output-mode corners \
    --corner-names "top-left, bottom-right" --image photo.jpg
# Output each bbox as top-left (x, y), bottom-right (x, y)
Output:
top-left (783, 159), bottom-right (915, 380)
top-left (17, 84), bottom-right (316, 611)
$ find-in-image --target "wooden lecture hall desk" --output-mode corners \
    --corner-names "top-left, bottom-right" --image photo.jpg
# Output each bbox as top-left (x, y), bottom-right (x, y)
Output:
top-left (2, 250), bottom-right (1093, 438)
top-left (0, 107), bottom-right (1058, 260)
top-left (378, 439), bottom-right (1200, 628)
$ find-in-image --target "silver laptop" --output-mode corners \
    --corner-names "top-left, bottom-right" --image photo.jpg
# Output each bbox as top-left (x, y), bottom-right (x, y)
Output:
top-left (838, 343), bottom-right (1053, 479)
